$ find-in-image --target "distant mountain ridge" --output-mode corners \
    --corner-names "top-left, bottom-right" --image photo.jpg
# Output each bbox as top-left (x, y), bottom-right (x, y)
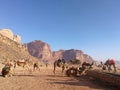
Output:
top-left (53, 49), bottom-right (94, 63)
top-left (24, 40), bottom-right (53, 61)
top-left (0, 29), bottom-right (94, 64)
top-left (26, 40), bottom-right (94, 63)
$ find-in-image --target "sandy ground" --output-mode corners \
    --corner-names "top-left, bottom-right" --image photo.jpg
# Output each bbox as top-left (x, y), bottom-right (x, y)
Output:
top-left (0, 66), bottom-right (119, 90)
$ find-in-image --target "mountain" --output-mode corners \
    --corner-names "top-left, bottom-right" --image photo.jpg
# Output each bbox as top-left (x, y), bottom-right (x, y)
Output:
top-left (0, 29), bottom-right (94, 64)
top-left (53, 49), bottom-right (94, 63)
top-left (25, 40), bottom-right (53, 61)
top-left (0, 29), bottom-right (21, 44)
top-left (26, 41), bottom-right (94, 63)
top-left (0, 30), bottom-right (37, 64)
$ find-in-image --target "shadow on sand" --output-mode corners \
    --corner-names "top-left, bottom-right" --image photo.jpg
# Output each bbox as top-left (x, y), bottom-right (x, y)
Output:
top-left (46, 75), bottom-right (119, 90)
top-left (13, 74), bottom-right (41, 77)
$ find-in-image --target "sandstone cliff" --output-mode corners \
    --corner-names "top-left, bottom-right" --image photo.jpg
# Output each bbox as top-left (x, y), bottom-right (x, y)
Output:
top-left (26, 40), bottom-right (94, 63)
top-left (53, 49), bottom-right (94, 63)
top-left (0, 29), bottom-right (21, 44)
top-left (25, 40), bottom-right (53, 61)
top-left (0, 29), bottom-right (94, 65)
top-left (0, 32), bottom-right (37, 64)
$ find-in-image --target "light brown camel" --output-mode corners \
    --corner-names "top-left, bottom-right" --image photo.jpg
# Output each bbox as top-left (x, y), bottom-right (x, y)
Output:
top-left (14, 59), bottom-right (31, 72)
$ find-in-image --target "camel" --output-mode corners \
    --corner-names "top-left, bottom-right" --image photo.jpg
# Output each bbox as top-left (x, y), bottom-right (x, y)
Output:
top-left (65, 62), bottom-right (94, 76)
top-left (1, 63), bottom-right (13, 77)
top-left (104, 59), bottom-right (116, 72)
top-left (33, 62), bottom-right (40, 71)
top-left (77, 62), bottom-right (94, 75)
top-left (53, 58), bottom-right (68, 74)
top-left (82, 62), bottom-right (94, 69)
top-left (14, 59), bottom-right (31, 72)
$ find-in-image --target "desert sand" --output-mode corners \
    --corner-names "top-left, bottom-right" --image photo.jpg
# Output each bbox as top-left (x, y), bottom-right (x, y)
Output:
top-left (0, 65), bottom-right (119, 90)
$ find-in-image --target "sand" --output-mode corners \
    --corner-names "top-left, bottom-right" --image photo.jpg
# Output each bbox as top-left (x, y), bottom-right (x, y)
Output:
top-left (0, 66), bottom-right (119, 90)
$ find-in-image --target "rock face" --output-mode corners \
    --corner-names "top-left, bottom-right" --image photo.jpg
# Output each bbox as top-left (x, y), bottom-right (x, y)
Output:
top-left (25, 40), bottom-right (53, 61)
top-left (26, 40), bottom-right (94, 63)
top-left (0, 28), bottom-right (94, 65)
top-left (53, 49), bottom-right (94, 63)
top-left (0, 32), bottom-right (36, 64)
top-left (0, 29), bottom-right (21, 44)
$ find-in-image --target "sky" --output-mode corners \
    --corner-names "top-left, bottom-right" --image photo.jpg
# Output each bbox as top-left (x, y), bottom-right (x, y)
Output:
top-left (0, 0), bottom-right (120, 61)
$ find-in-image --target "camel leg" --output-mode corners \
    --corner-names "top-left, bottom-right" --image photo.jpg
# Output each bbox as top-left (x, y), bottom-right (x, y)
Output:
top-left (37, 66), bottom-right (41, 71)
top-left (108, 65), bottom-right (113, 72)
top-left (108, 65), bottom-right (110, 72)
top-left (23, 65), bottom-right (31, 74)
top-left (113, 64), bottom-right (116, 72)
top-left (35, 66), bottom-right (40, 72)
top-left (33, 66), bottom-right (37, 72)
top-left (26, 65), bottom-right (32, 73)
top-left (33, 66), bottom-right (35, 71)
top-left (53, 63), bottom-right (56, 74)
top-left (62, 65), bottom-right (65, 73)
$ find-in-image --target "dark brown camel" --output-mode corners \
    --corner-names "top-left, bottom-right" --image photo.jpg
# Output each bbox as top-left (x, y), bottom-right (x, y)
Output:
top-left (33, 62), bottom-right (40, 71)
top-left (53, 58), bottom-right (68, 74)
top-left (82, 62), bottom-right (94, 69)
top-left (2, 63), bottom-right (13, 77)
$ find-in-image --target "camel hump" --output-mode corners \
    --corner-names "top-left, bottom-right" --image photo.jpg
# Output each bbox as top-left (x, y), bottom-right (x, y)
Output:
top-left (18, 59), bottom-right (25, 62)
top-left (110, 59), bottom-right (115, 64)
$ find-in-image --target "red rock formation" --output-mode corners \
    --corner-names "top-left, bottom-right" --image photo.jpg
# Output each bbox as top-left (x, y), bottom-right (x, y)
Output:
top-left (26, 40), bottom-right (53, 61)
top-left (26, 40), bottom-right (94, 63)
top-left (53, 49), bottom-right (94, 63)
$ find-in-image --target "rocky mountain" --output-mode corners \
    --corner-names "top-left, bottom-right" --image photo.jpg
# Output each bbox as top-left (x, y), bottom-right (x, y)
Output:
top-left (26, 40), bottom-right (94, 63)
top-left (53, 49), bottom-right (94, 63)
top-left (0, 29), bottom-right (94, 65)
top-left (0, 30), bottom-right (37, 64)
top-left (0, 29), bottom-right (21, 44)
top-left (25, 40), bottom-right (53, 61)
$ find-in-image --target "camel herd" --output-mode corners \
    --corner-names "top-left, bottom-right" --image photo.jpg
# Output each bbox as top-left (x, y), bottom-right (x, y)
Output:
top-left (1, 59), bottom-right (41, 77)
top-left (1, 58), bottom-right (118, 77)
top-left (53, 58), bottom-right (118, 76)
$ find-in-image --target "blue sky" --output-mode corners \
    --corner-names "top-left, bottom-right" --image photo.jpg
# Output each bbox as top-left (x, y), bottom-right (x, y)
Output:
top-left (0, 0), bottom-right (120, 61)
